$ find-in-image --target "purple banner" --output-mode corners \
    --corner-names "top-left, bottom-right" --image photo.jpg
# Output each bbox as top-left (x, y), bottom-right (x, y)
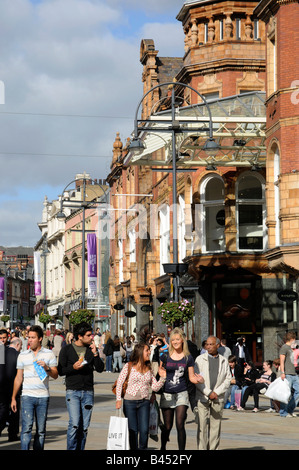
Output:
top-left (0, 277), bottom-right (4, 301)
top-left (87, 233), bottom-right (97, 297)
top-left (0, 277), bottom-right (4, 312)
top-left (34, 252), bottom-right (42, 296)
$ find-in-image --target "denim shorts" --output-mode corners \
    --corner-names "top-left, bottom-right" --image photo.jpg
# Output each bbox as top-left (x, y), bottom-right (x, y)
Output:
top-left (160, 390), bottom-right (189, 409)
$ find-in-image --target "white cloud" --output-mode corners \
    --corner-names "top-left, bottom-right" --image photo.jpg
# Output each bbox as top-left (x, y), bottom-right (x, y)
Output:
top-left (0, 0), bottom-right (185, 246)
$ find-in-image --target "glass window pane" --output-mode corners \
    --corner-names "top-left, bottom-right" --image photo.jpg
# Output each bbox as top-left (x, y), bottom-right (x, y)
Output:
top-left (205, 178), bottom-right (224, 201)
top-left (206, 205), bottom-right (225, 251)
top-left (238, 204), bottom-right (263, 250)
top-left (238, 176), bottom-right (262, 199)
top-left (239, 205), bottom-right (262, 225)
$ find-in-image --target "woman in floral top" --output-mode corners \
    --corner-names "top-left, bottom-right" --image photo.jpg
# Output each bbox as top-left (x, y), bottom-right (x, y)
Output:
top-left (116, 342), bottom-right (166, 450)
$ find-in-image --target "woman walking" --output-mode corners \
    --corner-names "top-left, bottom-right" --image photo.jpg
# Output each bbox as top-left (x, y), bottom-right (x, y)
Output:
top-left (103, 331), bottom-right (114, 372)
top-left (115, 342), bottom-right (166, 450)
top-left (159, 328), bottom-right (204, 451)
top-left (112, 335), bottom-right (123, 372)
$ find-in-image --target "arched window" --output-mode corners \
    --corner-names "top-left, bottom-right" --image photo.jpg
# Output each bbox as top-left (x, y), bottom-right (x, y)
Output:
top-left (118, 239), bottom-right (124, 283)
top-left (200, 175), bottom-right (225, 252)
top-left (274, 147), bottom-right (280, 246)
top-left (178, 194), bottom-right (186, 262)
top-left (236, 172), bottom-right (266, 251)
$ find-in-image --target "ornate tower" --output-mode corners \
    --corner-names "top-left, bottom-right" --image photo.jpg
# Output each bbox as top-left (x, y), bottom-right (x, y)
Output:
top-left (176, 0), bottom-right (266, 100)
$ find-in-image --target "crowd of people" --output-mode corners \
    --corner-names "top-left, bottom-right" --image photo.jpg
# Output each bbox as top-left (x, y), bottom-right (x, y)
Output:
top-left (1, 324), bottom-right (299, 451)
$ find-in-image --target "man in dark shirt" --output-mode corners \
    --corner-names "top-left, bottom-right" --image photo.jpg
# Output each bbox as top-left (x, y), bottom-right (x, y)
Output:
top-left (0, 335), bottom-right (20, 441)
top-left (58, 322), bottom-right (104, 450)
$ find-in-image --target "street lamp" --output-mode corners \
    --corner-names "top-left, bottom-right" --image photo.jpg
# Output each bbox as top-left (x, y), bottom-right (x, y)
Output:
top-left (41, 236), bottom-right (50, 314)
top-left (127, 81), bottom-right (220, 302)
top-left (57, 176), bottom-right (109, 309)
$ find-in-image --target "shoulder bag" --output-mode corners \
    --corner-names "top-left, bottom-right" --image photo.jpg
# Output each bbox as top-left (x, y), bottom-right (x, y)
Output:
top-left (112, 362), bottom-right (133, 398)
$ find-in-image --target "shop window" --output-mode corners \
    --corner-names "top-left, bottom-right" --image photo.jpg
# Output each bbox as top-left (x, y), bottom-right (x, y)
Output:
top-left (236, 172), bottom-right (266, 251)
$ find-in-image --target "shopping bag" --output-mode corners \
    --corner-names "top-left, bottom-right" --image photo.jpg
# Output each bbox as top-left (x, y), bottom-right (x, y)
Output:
top-left (149, 401), bottom-right (159, 436)
top-left (235, 389), bottom-right (242, 408)
top-left (107, 411), bottom-right (130, 450)
top-left (264, 377), bottom-right (291, 404)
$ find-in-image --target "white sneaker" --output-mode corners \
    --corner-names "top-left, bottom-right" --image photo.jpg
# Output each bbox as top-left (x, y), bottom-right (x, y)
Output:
top-left (265, 408), bottom-right (275, 413)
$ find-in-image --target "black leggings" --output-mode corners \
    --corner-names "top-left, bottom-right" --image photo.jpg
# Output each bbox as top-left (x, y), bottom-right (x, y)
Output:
top-left (160, 405), bottom-right (188, 450)
top-left (241, 383), bottom-right (266, 409)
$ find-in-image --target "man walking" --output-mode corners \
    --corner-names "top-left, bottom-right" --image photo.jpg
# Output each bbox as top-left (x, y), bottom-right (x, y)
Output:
top-left (11, 325), bottom-right (58, 450)
top-left (58, 322), bottom-right (104, 450)
top-left (195, 336), bottom-right (231, 450)
top-left (279, 331), bottom-right (299, 417)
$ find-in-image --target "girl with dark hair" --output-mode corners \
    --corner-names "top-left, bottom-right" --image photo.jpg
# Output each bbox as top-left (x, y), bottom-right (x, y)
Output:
top-left (239, 360), bottom-right (276, 412)
top-left (115, 342), bottom-right (166, 450)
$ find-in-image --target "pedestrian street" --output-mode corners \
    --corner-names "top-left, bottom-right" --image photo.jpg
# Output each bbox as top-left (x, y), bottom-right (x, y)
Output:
top-left (1, 371), bottom-right (299, 452)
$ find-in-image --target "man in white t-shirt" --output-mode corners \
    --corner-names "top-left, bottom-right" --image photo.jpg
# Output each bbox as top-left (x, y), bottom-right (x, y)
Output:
top-left (11, 325), bottom-right (58, 450)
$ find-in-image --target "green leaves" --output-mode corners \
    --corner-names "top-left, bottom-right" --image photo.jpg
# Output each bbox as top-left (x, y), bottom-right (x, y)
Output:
top-left (157, 299), bottom-right (194, 326)
top-left (68, 309), bottom-right (95, 326)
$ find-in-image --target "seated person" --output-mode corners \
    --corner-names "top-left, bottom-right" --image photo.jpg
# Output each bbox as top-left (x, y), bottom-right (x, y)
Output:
top-left (239, 360), bottom-right (276, 412)
top-left (225, 355), bottom-right (244, 409)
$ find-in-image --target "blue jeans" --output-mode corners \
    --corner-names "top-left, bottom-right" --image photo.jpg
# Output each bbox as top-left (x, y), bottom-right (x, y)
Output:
top-left (279, 375), bottom-right (299, 417)
top-left (123, 399), bottom-right (150, 450)
top-left (113, 351), bottom-right (123, 372)
top-left (66, 390), bottom-right (94, 450)
top-left (106, 355), bottom-right (113, 372)
top-left (20, 395), bottom-right (49, 450)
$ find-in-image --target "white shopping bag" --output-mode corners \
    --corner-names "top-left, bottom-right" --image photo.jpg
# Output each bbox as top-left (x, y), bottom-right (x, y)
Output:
top-left (264, 377), bottom-right (291, 404)
top-left (149, 402), bottom-right (159, 436)
top-left (107, 411), bottom-right (130, 450)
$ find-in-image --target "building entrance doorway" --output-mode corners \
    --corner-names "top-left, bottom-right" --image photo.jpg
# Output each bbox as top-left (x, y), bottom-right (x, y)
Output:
top-left (214, 281), bottom-right (262, 364)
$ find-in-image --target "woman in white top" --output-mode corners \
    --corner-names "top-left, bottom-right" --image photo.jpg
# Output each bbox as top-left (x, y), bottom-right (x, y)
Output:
top-left (116, 342), bottom-right (166, 450)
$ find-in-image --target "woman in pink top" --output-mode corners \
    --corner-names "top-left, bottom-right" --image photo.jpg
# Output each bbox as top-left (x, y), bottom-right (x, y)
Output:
top-left (115, 342), bottom-right (166, 449)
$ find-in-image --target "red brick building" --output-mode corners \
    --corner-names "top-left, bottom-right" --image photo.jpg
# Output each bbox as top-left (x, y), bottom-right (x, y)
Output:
top-left (107, 0), bottom-right (299, 361)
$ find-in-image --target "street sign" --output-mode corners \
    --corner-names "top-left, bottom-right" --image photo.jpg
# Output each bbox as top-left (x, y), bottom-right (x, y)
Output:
top-left (277, 290), bottom-right (298, 303)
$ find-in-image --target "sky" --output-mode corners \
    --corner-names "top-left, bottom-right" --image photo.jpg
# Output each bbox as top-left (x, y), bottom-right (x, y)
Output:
top-left (0, 0), bottom-right (185, 247)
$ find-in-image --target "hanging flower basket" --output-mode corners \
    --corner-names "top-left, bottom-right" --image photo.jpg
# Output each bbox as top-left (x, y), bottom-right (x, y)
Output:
top-left (39, 313), bottom-right (52, 325)
top-left (69, 309), bottom-right (95, 326)
top-left (1, 315), bottom-right (10, 325)
top-left (157, 299), bottom-right (194, 327)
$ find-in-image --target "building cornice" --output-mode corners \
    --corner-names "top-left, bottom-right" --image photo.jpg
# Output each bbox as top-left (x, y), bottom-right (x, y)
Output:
top-left (255, 0), bottom-right (298, 21)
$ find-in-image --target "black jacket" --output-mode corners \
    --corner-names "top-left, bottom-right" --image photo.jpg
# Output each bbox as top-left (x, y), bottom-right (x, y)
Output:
top-left (0, 346), bottom-right (19, 396)
top-left (230, 363), bottom-right (244, 387)
top-left (58, 343), bottom-right (104, 391)
top-left (232, 344), bottom-right (252, 363)
top-left (103, 338), bottom-right (114, 356)
top-left (242, 367), bottom-right (260, 387)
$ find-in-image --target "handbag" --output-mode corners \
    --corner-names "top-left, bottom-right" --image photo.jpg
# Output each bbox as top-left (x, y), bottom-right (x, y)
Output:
top-left (264, 377), bottom-right (291, 404)
top-left (112, 363), bottom-right (133, 397)
top-left (107, 410), bottom-right (130, 450)
top-left (149, 401), bottom-right (159, 436)
top-left (120, 345), bottom-right (126, 359)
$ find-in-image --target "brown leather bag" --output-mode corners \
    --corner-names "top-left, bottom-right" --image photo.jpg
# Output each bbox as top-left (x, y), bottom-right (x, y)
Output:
top-left (112, 362), bottom-right (133, 397)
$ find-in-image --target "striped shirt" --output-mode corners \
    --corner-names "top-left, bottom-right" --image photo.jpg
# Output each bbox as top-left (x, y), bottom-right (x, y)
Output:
top-left (17, 347), bottom-right (57, 398)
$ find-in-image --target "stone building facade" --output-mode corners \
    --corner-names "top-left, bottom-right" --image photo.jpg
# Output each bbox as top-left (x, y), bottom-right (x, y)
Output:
top-left (107, 0), bottom-right (299, 362)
